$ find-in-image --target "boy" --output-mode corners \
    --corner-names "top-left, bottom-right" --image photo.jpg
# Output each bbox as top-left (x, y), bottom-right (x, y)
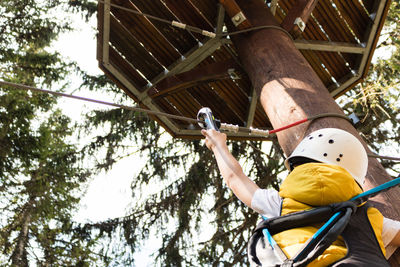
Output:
top-left (202, 128), bottom-right (400, 266)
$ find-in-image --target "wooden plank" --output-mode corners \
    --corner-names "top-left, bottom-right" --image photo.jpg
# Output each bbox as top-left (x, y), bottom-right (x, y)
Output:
top-left (300, 50), bottom-right (333, 86)
top-left (187, 0), bottom-right (217, 29)
top-left (150, 59), bottom-right (239, 98)
top-left (332, 0), bottom-right (370, 42)
top-left (348, 0), bottom-right (373, 43)
top-left (108, 46), bottom-right (148, 90)
top-left (129, 0), bottom-right (198, 54)
top-left (280, 0), bottom-right (319, 38)
top-left (274, 0), bottom-right (286, 23)
top-left (109, 14), bottom-right (164, 80)
top-left (316, 51), bottom-right (351, 81)
top-left (315, 1), bottom-right (357, 43)
top-left (219, 0), bottom-right (252, 29)
top-left (175, 91), bottom-right (202, 118)
top-left (153, 97), bottom-right (185, 126)
top-left (246, 88), bottom-right (258, 127)
top-left (304, 14), bottom-right (359, 70)
top-left (279, 0), bottom-right (353, 86)
top-left (110, 0), bottom-right (180, 67)
top-left (253, 102), bottom-right (270, 128)
top-left (270, 0), bottom-right (279, 15)
top-left (294, 39), bottom-right (365, 54)
top-left (145, 38), bottom-right (225, 92)
top-left (189, 84), bottom-right (243, 125)
top-left (217, 79), bottom-right (249, 113)
top-left (96, 1), bottom-right (104, 63)
top-left (358, 0), bottom-right (391, 81)
top-left (164, 0), bottom-right (215, 40)
top-left (212, 79), bottom-right (248, 121)
top-left (303, 4), bottom-right (357, 74)
top-left (361, 0), bottom-right (375, 14)
top-left (165, 93), bottom-right (198, 120)
top-left (102, 0), bottom-right (111, 65)
top-left (299, 15), bottom-right (348, 84)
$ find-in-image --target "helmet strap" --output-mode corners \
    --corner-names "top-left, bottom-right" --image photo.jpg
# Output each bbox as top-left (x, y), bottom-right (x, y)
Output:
top-left (288, 157), bottom-right (320, 171)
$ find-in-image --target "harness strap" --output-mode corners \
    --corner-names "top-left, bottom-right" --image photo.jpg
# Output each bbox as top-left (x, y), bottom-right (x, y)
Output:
top-left (249, 202), bottom-right (356, 266)
top-left (281, 259), bottom-right (294, 267)
top-left (249, 177), bottom-right (400, 266)
top-left (293, 207), bottom-right (353, 266)
top-left (253, 201), bottom-right (356, 236)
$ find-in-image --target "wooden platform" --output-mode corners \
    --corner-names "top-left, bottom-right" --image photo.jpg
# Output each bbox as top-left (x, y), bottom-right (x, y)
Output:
top-left (97, 0), bottom-right (390, 140)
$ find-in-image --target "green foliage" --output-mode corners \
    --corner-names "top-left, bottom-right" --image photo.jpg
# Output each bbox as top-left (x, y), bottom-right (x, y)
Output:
top-left (0, 0), bottom-right (100, 265)
top-left (79, 105), bottom-right (284, 266)
top-left (1, 0), bottom-right (399, 266)
top-left (340, 0), bottom-right (400, 175)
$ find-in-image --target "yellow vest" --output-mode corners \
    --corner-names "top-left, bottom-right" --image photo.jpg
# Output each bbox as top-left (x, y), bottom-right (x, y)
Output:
top-left (274, 163), bottom-right (386, 267)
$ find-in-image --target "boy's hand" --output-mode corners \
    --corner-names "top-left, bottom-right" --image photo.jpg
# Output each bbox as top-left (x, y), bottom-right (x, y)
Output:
top-left (201, 129), bottom-right (227, 151)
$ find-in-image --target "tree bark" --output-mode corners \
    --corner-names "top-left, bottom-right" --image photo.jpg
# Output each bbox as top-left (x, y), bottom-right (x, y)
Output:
top-left (230, 0), bottom-right (400, 263)
top-left (10, 198), bottom-right (34, 267)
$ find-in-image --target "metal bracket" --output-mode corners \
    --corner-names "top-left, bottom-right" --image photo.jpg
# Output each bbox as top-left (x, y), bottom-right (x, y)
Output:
top-left (294, 17), bottom-right (306, 32)
top-left (228, 68), bottom-right (240, 80)
top-left (348, 113), bottom-right (361, 127)
top-left (232, 11), bottom-right (247, 27)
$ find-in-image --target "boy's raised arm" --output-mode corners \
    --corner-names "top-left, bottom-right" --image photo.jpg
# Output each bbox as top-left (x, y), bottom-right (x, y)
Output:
top-left (201, 129), bottom-right (260, 207)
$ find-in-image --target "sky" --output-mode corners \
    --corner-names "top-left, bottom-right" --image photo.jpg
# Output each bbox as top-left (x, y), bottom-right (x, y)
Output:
top-left (53, 13), bottom-right (135, 223)
top-left (52, 11), bottom-right (157, 266)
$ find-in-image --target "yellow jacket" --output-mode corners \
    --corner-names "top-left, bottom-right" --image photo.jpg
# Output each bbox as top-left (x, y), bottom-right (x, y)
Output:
top-left (273, 163), bottom-right (386, 266)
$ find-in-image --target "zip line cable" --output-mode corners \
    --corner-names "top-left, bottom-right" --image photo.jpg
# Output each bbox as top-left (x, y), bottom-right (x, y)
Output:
top-left (0, 80), bottom-right (198, 124)
top-left (97, 0), bottom-right (293, 40)
top-left (1, 80), bottom-right (400, 161)
top-left (368, 154), bottom-right (400, 161)
top-left (0, 80), bottom-right (354, 136)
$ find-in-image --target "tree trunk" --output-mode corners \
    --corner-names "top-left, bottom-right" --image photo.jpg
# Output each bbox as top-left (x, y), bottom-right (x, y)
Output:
top-left (10, 198), bottom-right (34, 267)
top-left (230, 0), bottom-right (400, 263)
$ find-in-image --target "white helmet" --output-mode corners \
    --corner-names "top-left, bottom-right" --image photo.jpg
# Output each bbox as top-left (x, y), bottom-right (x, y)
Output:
top-left (284, 128), bottom-right (368, 186)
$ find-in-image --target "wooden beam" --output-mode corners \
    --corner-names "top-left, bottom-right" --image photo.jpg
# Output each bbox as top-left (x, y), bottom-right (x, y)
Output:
top-left (281, 0), bottom-right (319, 38)
top-left (149, 59), bottom-right (239, 99)
top-left (246, 87), bottom-right (258, 127)
top-left (142, 37), bottom-right (227, 95)
top-left (219, 0), bottom-right (252, 29)
top-left (294, 39), bottom-right (366, 54)
top-left (102, 0), bottom-right (111, 65)
top-left (358, 0), bottom-right (390, 79)
top-left (216, 4), bottom-right (226, 34)
top-left (270, 0), bottom-right (279, 15)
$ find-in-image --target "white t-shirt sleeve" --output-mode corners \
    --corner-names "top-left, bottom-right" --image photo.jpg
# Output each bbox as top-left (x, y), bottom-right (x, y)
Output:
top-left (382, 217), bottom-right (400, 258)
top-left (250, 188), bottom-right (281, 219)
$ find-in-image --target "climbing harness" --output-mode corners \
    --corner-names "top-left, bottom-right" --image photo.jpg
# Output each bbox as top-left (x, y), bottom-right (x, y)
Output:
top-left (248, 176), bottom-right (400, 267)
top-left (1, 80), bottom-right (399, 162)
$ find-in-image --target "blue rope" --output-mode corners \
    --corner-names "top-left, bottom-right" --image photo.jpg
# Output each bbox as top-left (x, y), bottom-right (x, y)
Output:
top-left (351, 176), bottom-right (400, 201)
top-left (261, 215), bottom-right (276, 246)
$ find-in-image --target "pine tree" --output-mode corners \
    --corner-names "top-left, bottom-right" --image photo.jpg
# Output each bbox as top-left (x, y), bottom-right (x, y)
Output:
top-left (0, 0), bottom-right (100, 265)
top-left (79, 1), bottom-right (400, 266)
top-left (2, 0), bottom-right (399, 266)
